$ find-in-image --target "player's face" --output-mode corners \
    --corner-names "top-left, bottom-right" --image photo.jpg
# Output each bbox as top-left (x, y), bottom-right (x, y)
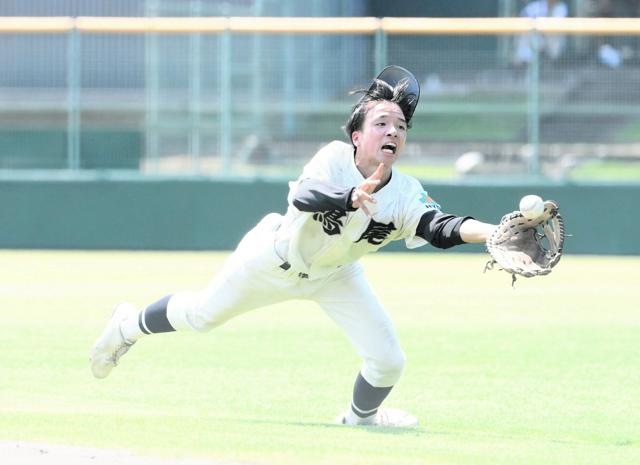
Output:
top-left (351, 100), bottom-right (407, 172)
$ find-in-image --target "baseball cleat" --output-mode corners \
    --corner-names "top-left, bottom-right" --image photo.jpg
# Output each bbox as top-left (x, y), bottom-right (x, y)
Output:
top-left (90, 302), bottom-right (138, 379)
top-left (336, 408), bottom-right (419, 427)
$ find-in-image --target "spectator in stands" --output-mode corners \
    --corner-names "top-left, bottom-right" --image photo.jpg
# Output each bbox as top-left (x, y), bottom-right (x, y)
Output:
top-left (592, 0), bottom-right (634, 68)
top-left (513, 0), bottom-right (569, 66)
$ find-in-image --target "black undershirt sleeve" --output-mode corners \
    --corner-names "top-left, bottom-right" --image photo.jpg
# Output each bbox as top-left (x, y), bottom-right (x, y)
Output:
top-left (416, 210), bottom-right (474, 249)
top-left (292, 178), bottom-right (358, 212)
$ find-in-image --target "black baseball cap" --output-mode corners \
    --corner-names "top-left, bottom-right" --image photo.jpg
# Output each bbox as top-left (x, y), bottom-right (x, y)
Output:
top-left (369, 65), bottom-right (420, 122)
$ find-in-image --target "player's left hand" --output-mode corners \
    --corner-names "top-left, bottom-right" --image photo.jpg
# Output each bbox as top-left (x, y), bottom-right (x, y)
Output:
top-left (351, 163), bottom-right (384, 217)
top-left (485, 200), bottom-right (564, 284)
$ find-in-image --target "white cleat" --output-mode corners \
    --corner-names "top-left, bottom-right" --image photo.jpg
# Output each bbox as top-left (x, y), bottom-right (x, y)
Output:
top-left (90, 302), bottom-right (138, 379)
top-left (336, 408), bottom-right (419, 427)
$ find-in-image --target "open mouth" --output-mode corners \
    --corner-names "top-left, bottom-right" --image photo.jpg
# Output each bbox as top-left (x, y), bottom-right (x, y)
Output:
top-left (381, 143), bottom-right (397, 154)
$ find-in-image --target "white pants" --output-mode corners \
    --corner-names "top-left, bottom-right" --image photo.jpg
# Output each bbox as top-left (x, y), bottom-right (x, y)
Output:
top-left (167, 213), bottom-right (405, 388)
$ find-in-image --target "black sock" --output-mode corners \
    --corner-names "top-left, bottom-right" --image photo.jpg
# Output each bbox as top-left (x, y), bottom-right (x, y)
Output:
top-left (351, 372), bottom-right (393, 418)
top-left (139, 295), bottom-right (175, 334)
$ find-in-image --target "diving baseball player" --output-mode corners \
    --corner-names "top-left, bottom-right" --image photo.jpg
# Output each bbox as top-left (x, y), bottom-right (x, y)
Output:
top-left (90, 66), bottom-right (497, 427)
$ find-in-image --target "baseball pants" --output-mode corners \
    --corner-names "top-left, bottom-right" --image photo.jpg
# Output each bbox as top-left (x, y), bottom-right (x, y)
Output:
top-left (166, 213), bottom-right (405, 388)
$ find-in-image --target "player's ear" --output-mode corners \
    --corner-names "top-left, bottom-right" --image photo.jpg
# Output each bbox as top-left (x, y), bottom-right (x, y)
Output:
top-left (351, 131), bottom-right (361, 147)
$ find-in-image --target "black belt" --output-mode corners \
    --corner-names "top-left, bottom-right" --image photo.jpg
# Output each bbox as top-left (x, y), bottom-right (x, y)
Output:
top-left (279, 261), bottom-right (308, 279)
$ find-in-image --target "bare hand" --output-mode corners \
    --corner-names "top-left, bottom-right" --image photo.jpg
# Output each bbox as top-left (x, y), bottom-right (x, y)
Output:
top-left (351, 163), bottom-right (384, 217)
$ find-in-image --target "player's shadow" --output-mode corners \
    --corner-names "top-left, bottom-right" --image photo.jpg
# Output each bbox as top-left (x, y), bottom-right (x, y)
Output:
top-left (234, 418), bottom-right (637, 446)
top-left (235, 417), bottom-right (428, 436)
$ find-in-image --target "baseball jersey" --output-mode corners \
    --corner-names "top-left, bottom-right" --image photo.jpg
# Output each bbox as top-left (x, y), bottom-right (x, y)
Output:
top-left (274, 140), bottom-right (450, 279)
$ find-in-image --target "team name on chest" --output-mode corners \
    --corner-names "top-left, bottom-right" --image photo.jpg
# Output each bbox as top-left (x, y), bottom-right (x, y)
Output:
top-left (312, 210), bottom-right (396, 245)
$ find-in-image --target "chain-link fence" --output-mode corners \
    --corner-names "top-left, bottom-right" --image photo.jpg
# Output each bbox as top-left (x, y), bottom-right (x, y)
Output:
top-left (0, 16), bottom-right (639, 182)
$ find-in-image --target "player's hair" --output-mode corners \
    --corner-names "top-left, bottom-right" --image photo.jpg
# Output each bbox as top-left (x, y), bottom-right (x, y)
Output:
top-left (343, 78), bottom-right (415, 145)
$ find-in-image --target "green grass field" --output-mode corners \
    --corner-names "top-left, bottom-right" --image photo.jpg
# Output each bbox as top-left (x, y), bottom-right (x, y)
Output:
top-left (1, 250), bottom-right (638, 465)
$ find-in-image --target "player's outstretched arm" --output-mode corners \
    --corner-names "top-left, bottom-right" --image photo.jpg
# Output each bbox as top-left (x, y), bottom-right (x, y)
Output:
top-left (417, 212), bottom-right (495, 249)
top-left (459, 219), bottom-right (496, 244)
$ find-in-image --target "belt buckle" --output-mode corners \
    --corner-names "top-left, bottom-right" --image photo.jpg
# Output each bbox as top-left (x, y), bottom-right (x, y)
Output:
top-left (279, 261), bottom-right (308, 279)
top-left (279, 262), bottom-right (291, 271)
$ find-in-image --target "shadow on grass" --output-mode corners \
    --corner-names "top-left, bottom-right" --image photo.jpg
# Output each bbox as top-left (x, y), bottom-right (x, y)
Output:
top-left (234, 417), bottom-right (428, 436)
top-left (232, 417), bottom-right (636, 447)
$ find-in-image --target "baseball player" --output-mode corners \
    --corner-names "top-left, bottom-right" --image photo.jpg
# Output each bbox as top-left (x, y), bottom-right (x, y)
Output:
top-left (91, 66), bottom-right (497, 427)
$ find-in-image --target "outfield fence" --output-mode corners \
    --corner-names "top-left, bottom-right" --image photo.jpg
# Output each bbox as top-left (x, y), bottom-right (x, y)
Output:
top-left (1, 16), bottom-right (640, 181)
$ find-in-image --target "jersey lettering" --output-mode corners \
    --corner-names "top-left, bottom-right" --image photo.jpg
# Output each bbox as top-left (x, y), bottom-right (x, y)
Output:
top-left (313, 210), bottom-right (346, 236)
top-left (356, 219), bottom-right (397, 245)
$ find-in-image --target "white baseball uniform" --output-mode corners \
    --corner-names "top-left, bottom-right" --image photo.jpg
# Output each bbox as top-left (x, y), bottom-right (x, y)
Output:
top-left (166, 140), bottom-right (452, 387)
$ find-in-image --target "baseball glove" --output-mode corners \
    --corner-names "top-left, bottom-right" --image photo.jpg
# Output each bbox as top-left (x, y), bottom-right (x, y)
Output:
top-left (485, 200), bottom-right (564, 285)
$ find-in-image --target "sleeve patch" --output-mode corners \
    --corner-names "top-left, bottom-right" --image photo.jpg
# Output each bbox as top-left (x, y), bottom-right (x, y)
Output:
top-left (419, 191), bottom-right (441, 211)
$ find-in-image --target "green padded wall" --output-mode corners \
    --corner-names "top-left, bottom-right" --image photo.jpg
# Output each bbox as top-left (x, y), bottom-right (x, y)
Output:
top-left (0, 178), bottom-right (637, 254)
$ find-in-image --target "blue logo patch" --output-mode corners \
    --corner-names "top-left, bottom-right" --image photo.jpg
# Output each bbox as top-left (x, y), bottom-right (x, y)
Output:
top-left (419, 191), bottom-right (441, 211)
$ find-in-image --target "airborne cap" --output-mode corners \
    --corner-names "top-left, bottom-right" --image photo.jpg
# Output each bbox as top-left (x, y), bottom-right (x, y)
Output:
top-left (367, 65), bottom-right (420, 123)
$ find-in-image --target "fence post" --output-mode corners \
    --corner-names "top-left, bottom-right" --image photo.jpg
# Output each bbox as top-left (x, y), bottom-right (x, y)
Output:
top-left (66, 25), bottom-right (81, 170)
top-left (283, 0), bottom-right (296, 137)
top-left (189, 0), bottom-right (202, 173)
top-left (374, 27), bottom-right (387, 73)
top-left (145, 1), bottom-right (160, 173)
top-left (526, 30), bottom-right (541, 176)
top-left (220, 28), bottom-right (232, 175)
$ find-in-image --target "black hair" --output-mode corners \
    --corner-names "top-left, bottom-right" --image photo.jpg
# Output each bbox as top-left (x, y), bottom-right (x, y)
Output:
top-left (343, 78), bottom-right (416, 145)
